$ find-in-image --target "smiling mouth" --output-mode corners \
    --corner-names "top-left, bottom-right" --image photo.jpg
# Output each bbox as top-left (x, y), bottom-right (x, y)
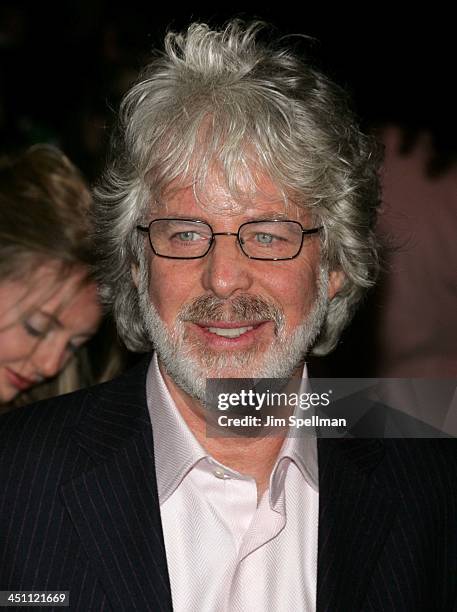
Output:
top-left (191, 321), bottom-right (269, 341)
top-left (206, 325), bottom-right (254, 338)
top-left (5, 368), bottom-right (36, 391)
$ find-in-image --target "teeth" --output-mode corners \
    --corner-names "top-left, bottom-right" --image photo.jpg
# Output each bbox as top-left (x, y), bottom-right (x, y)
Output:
top-left (207, 326), bottom-right (253, 338)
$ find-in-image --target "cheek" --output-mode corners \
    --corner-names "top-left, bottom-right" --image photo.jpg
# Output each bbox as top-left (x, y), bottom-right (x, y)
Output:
top-left (263, 265), bottom-right (321, 325)
top-left (0, 327), bottom-right (34, 366)
top-left (147, 262), bottom-right (197, 321)
top-left (146, 256), bottom-right (322, 327)
top-left (82, 303), bottom-right (102, 332)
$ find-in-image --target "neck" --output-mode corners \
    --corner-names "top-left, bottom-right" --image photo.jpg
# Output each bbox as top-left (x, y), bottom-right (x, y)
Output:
top-left (160, 363), bottom-right (286, 499)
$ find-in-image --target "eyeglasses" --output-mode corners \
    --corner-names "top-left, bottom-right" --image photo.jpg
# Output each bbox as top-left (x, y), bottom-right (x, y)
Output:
top-left (136, 218), bottom-right (323, 261)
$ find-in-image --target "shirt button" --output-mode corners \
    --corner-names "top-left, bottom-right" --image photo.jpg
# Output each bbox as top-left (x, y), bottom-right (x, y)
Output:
top-left (214, 469), bottom-right (228, 479)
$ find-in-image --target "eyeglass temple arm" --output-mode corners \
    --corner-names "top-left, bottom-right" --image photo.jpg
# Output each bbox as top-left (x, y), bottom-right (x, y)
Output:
top-left (303, 226), bottom-right (323, 235)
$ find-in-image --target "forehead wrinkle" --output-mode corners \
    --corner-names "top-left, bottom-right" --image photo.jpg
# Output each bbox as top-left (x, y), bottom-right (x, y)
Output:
top-left (151, 196), bottom-right (314, 226)
top-left (151, 163), bottom-right (316, 225)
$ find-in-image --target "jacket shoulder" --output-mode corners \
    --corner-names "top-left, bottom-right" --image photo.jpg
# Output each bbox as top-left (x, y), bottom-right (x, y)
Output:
top-left (0, 354), bottom-right (151, 467)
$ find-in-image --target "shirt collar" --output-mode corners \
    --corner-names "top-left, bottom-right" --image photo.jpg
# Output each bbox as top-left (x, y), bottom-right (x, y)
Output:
top-left (147, 353), bottom-right (206, 504)
top-left (146, 353), bottom-right (319, 505)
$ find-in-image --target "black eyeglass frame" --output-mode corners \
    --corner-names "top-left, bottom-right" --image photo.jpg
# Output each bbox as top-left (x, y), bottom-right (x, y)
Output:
top-left (136, 218), bottom-right (323, 261)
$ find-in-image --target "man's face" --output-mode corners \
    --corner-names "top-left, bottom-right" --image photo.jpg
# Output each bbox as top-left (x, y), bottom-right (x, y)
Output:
top-left (137, 174), bottom-right (343, 400)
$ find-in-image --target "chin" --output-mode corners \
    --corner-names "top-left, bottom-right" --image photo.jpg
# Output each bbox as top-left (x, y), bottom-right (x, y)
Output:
top-left (0, 386), bottom-right (19, 405)
top-left (187, 343), bottom-right (269, 375)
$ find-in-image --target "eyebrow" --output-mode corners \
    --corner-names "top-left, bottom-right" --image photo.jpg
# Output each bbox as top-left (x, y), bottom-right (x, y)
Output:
top-left (37, 310), bottom-right (97, 339)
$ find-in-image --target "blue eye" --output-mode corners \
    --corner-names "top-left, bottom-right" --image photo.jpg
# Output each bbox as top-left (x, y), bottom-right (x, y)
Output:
top-left (255, 233), bottom-right (274, 244)
top-left (177, 231), bottom-right (201, 241)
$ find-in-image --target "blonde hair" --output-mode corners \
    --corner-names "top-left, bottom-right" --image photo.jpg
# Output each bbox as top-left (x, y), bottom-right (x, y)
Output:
top-left (0, 145), bottom-right (112, 409)
top-left (0, 144), bottom-right (93, 279)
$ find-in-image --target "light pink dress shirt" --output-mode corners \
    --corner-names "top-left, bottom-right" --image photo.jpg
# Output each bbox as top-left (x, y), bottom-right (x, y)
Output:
top-left (147, 354), bottom-right (319, 611)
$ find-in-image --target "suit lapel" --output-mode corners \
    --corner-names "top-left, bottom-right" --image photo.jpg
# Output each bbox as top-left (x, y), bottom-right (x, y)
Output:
top-left (60, 357), bottom-right (396, 611)
top-left (316, 438), bottom-right (396, 611)
top-left (60, 356), bottom-right (173, 611)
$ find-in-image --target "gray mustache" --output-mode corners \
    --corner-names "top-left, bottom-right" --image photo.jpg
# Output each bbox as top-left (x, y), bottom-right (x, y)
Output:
top-left (179, 295), bottom-right (284, 331)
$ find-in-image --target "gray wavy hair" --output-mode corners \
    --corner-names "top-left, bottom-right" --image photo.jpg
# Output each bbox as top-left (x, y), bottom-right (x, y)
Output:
top-left (94, 20), bottom-right (381, 356)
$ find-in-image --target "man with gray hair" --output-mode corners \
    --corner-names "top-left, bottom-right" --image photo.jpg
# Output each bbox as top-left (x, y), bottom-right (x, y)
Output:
top-left (1, 21), bottom-right (456, 611)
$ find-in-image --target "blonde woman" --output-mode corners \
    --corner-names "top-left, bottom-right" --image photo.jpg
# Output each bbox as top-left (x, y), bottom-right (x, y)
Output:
top-left (0, 145), bottom-right (103, 410)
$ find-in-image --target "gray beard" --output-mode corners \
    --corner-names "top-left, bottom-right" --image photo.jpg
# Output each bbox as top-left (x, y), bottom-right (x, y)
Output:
top-left (137, 262), bottom-right (329, 402)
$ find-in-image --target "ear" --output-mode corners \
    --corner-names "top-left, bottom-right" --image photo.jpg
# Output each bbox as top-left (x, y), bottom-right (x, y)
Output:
top-left (131, 263), bottom-right (139, 288)
top-left (327, 269), bottom-right (345, 301)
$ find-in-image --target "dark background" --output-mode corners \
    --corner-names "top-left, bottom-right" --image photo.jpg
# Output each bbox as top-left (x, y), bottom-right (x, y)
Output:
top-left (1, 2), bottom-right (455, 175)
top-left (1, 2), bottom-right (455, 375)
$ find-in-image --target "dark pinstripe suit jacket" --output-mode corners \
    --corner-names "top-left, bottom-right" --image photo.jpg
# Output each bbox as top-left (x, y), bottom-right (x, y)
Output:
top-left (1, 356), bottom-right (456, 611)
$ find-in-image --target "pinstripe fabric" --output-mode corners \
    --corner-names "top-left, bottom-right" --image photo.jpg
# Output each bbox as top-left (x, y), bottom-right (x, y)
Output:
top-left (1, 357), bottom-right (172, 612)
top-left (1, 354), bottom-right (456, 611)
top-left (316, 438), bottom-right (457, 611)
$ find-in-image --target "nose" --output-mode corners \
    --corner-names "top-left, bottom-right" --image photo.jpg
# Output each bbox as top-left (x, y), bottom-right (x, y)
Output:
top-left (31, 338), bottom-right (68, 379)
top-left (201, 234), bottom-right (253, 299)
